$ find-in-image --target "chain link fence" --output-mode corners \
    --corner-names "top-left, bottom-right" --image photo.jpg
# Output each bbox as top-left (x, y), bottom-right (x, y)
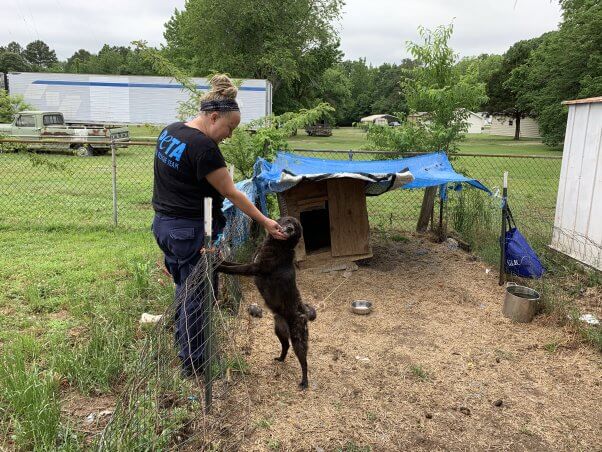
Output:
top-left (0, 139), bottom-right (562, 260)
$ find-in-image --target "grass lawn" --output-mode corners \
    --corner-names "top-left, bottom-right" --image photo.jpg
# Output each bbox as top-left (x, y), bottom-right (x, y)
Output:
top-left (287, 127), bottom-right (562, 156)
top-left (130, 125), bottom-right (562, 156)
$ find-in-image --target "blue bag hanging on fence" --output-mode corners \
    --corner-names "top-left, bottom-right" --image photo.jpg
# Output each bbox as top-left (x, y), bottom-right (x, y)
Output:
top-left (503, 206), bottom-right (544, 278)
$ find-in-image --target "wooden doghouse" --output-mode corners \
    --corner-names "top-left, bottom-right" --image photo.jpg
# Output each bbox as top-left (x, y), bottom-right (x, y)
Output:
top-left (277, 178), bottom-right (373, 266)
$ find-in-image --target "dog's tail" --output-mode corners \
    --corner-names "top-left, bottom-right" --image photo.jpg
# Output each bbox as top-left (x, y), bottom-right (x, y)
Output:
top-left (304, 303), bottom-right (317, 321)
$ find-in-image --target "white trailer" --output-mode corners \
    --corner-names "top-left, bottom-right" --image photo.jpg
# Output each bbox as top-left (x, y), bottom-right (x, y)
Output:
top-left (550, 97), bottom-right (602, 270)
top-left (3, 72), bottom-right (272, 125)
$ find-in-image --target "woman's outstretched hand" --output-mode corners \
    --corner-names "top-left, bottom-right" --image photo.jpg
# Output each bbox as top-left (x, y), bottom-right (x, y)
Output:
top-left (263, 218), bottom-right (287, 240)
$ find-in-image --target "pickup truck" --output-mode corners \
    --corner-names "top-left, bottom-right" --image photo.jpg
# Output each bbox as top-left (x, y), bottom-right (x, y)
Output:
top-left (0, 111), bottom-right (130, 156)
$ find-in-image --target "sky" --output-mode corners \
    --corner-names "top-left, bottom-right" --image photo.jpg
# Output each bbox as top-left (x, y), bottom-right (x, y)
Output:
top-left (1, 0), bottom-right (563, 65)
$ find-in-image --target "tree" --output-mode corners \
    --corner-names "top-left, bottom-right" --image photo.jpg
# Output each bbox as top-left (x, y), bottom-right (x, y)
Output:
top-left (23, 40), bottom-right (58, 69)
top-left (338, 58), bottom-right (376, 124)
top-left (64, 45), bottom-right (158, 75)
top-left (0, 52), bottom-right (30, 73)
top-left (0, 90), bottom-right (31, 123)
top-left (6, 42), bottom-right (24, 55)
top-left (370, 62), bottom-right (413, 118)
top-left (506, 0), bottom-right (602, 146)
top-left (486, 37), bottom-right (544, 140)
top-left (455, 53), bottom-right (503, 86)
top-left (316, 66), bottom-right (352, 124)
top-left (93, 45), bottom-right (131, 74)
top-left (273, 41), bottom-right (343, 113)
top-left (163, 0), bottom-right (344, 113)
top-left (365, 24), bottom-right (487, 231)
top-left (403, 25), bottom-right (488, 153)
top-left (65, 49), bottom-right (92, 73)
top-left (224, 103), bottom-right (335, 178)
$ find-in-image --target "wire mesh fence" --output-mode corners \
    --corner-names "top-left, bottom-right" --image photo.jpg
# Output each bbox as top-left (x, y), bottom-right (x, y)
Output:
top-left (0, 140), bottom-right (562, 244)
top-left (0, 138), bottom-right (566, 275)
top-left (96, 209), bottom-right (256, 451)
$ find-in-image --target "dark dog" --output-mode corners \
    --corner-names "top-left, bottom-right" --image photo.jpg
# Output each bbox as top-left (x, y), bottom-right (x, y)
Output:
top-left (217, 216), bottom-right (316, 389)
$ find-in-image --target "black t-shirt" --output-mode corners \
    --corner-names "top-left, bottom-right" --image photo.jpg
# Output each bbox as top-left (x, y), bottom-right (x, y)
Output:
top-left (152, 122), bottom-right (226, 222)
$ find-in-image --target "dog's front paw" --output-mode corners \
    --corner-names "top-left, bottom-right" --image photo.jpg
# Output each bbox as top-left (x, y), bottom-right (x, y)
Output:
top-left (298, 380), bottom-right (308, 390)
top-left (274, 356), bottom-right (285, 362)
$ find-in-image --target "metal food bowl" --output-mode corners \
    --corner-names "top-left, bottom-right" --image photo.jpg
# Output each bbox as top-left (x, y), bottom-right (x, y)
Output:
top-left (351, 300), bottom-right (373, 315)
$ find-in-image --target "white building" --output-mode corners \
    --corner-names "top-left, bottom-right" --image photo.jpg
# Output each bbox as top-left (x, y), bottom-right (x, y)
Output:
top-left (408, 110), bottom-right (486, 134)
top-left (360, 114), bottom-right (398, 125)
top-left (550, 97), bottom-right (602, 270)
top-left (489, 115), bottom-right (541, 139)
top-left (4, 72), bottom-right (272, 125)
top-left (466, 111), bottom-right (486, 134)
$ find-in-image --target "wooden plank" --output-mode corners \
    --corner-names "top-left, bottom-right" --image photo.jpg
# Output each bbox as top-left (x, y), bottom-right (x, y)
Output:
top-left (298, 249), bottom-right (372, 270)
top-left (562, 97), bottom-right (602, 106)
top-left (284, 180), bottom-right (327, 203)
top-left (416, 186), bottom-right (437, 232)
top-left (327, 178), bottom-right (371, 257)
top-left (279, 190), bottom-right (307, 261)
top-left (297, 198), bottom-right (327, 210)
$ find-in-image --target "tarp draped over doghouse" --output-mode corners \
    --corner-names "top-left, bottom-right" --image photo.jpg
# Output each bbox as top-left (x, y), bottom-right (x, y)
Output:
top-left (253, 151), bottom-right (490, 197)
top-left (221, 151), bottom-right (491, 248)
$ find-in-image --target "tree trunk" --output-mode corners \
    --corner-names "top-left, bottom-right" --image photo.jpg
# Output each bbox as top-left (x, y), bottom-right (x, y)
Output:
top-left (416, 186), bottom-right (437, 232)
top-left (514, 113), bottom-right (521, 141)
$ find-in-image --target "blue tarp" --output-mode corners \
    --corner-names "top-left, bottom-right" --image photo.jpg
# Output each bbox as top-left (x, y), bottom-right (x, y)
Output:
top-left (253, 151), bottom-right (490, 195)
top-left (221, 151), bottom-right (491, 247)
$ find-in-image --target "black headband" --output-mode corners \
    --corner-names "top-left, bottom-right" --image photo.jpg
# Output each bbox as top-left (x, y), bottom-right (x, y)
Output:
top-left (200, 99), bottom-right (240, 112)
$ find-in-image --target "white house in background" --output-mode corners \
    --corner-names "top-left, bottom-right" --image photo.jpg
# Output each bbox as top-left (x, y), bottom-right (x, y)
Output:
top-left (408, 110), bottom-right (487, 134)
top-left (360, 114), bottom-right (398, 125)
top-left (551, 96), bottom-right (602, 271)
top-left (489, 115), bottom-right (541, 138)
top-left (466, 111), bottom-right (486, 134)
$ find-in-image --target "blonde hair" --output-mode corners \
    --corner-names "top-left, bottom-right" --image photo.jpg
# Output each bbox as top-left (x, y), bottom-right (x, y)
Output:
top-left (200, 74), bottom-right (238, 103)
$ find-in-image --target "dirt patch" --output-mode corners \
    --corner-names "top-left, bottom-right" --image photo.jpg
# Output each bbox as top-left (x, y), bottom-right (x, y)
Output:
top-left (61, 390), bottom-right (116, 446)
top-left (226, 234), bottom-right (602, 451)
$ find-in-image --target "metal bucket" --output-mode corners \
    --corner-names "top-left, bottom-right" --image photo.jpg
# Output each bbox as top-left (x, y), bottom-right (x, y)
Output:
top-left (502, 283), bottom-right (540, 323)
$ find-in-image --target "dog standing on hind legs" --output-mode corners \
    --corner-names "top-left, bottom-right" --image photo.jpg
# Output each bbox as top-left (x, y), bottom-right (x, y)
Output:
top-left (217, 216), bottom-right (316, 389)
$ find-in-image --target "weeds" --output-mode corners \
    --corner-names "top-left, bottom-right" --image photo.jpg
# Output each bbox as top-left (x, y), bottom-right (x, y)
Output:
top-left (365, 411), bottom-right (377, 422)
top-left (543, 342), bottom-right (559, 353)
top-left (52, 318), bottom-right (134, 395)
top-left (409, 364), bottom-right (430, 382)
top-left (255, 418), bottom-right (272, 429)
top-left (127, 259), bottom-right (154, 299)
top-left (267, 438), bottom-right (281, 450)
top-left (450, 187), bottom-right (497, 260)
top-left (209, 354), bottom-right (250, 381)
top-left (337, 441), bottom-right (372, 452)
top-left (0, 345), bottom-right (61, 450)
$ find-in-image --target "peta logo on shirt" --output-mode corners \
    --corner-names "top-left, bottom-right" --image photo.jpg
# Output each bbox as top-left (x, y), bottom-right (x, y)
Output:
top-left (156, 129), bottom-right (187, 169)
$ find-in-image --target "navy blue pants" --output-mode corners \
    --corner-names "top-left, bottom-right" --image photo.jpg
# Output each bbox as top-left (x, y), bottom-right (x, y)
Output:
top-left (151, 213), bottom-right (222, 371)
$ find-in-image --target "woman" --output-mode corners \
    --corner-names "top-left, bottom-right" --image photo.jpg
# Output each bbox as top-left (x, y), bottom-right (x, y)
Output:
top-left (151, 74), bottom-right (285, 377)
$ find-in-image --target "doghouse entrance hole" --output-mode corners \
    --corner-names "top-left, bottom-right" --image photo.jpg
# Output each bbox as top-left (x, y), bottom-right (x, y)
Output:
top-left (300, 204), bottom-right (331, 252)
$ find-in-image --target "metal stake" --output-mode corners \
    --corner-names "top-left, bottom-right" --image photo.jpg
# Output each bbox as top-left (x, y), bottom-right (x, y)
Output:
top-left (499, 172), bottom-right (508, 285)
top-left (111, 139), bottom-right (118, 226)
top-left (203, 197), bottom-right (213, 413)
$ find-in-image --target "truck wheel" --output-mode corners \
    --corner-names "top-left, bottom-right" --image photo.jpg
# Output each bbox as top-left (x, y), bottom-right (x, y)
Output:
top-left (75, 145), bottom-right (94, 157)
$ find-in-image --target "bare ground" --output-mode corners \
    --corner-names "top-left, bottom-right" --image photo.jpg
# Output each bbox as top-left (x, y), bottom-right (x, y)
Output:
top-left (227, 234), bottom-right (602, 451)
